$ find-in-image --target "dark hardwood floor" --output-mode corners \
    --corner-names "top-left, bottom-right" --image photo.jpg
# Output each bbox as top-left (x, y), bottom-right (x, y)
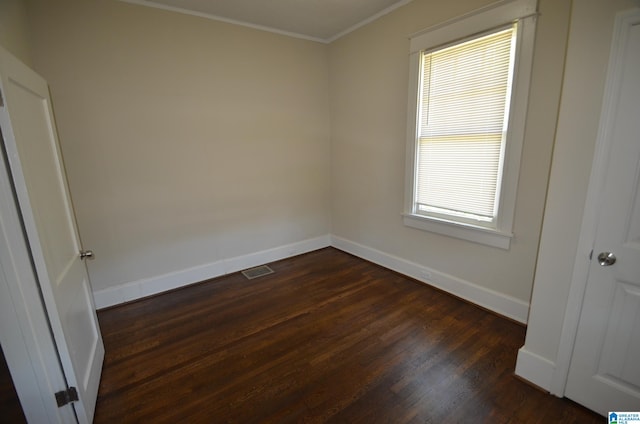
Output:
top-left (94, 247), bottom-right (602, 423)
top-left (0, 345), bottom-right (26, 424)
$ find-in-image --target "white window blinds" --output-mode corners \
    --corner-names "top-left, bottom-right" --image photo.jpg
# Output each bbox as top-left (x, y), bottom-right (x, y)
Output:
top-left (415, 25), bottom-right (517, 225)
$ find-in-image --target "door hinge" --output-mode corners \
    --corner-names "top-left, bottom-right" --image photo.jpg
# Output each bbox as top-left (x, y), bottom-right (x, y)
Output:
top-left (55, 386), bottom-right (79, 407)
top-left (0, 88), bottom-right (4, 107)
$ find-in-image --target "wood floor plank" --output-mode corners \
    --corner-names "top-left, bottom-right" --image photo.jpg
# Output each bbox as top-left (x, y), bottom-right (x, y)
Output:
top-left (94, 247), bottom-right (602, 423)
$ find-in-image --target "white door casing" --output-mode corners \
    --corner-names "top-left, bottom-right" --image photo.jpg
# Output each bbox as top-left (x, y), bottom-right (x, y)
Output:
top-left (564, 9), bottom-right (640, 415)
top-left (0, 46), bottom-right (104, 423)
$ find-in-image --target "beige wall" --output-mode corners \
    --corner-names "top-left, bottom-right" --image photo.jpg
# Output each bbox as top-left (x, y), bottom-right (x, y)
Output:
top-left (26, 0), bottom-right (331, 291)
top-left (519, 0), bottom-right (636, 390)
top-left (328, 0), bottom-right (571, 303)
top-left (0, 0), bottom-right (31, 65)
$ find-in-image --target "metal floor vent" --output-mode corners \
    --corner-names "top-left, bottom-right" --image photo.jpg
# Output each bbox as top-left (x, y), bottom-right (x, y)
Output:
top-left (241, 265), bottom-right (274, 280)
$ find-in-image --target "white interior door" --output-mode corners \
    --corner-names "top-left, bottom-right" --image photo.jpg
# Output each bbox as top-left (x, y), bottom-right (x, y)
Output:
top-left (0, 133), bottom-right (76, 423)
top-left (565, 9), bottom-right (640, 415)
top-left (0, 46), bottom-right (104, 423)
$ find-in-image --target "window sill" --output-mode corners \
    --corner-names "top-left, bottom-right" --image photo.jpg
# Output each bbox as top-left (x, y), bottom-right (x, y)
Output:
top-left (402, 213), bottom-right (512, 249)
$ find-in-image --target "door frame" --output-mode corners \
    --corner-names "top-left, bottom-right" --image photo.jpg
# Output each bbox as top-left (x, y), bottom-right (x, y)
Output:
top-left (549, 7), bottom-right (640, 397)
top-left (0, 136), bottom-right (76, 421)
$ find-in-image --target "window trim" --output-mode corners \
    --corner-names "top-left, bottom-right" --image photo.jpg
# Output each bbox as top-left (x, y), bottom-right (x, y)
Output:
top-left (404, 0), bottom-right (538, 250)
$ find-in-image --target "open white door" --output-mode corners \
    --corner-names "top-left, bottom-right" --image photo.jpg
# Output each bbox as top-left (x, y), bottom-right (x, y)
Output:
top-left (1, 136), bottom-right (76, 423)
top-left (564, 9), bottom-right (640, 415)
top-left (0, 46), bottom-right (104, 423)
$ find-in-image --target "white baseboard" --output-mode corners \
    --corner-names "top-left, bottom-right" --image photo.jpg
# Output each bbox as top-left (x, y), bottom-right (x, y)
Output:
top-left (330, 235), bottom-right (530, 324)
top-left (93, 235), bottom-right (331, 309)
top-left (515, 347), bottom-right (555, 392)
top-left (95, 234), bottom-right (531, 325)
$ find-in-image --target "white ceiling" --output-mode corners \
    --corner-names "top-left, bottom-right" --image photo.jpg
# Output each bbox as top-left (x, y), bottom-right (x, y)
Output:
top-left (122, 0), bottom-right (414, 43)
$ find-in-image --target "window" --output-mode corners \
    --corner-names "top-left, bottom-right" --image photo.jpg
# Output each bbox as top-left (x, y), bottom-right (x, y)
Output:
top-left (404, 0), bottom-right (537, 249)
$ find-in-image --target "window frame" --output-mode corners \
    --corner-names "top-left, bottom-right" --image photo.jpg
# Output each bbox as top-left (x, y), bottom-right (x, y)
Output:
top-left (403, 0), bottom-right (538, 250)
